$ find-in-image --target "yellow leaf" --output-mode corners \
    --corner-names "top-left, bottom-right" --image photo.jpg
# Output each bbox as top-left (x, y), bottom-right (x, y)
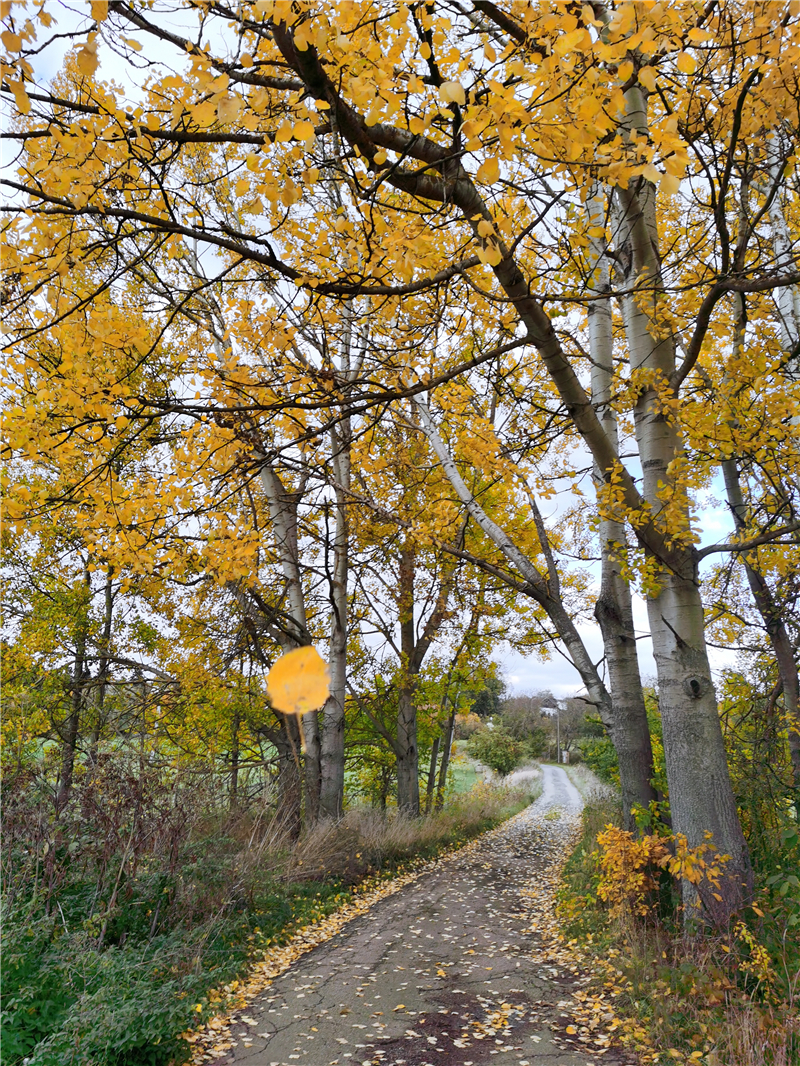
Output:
top-left (554, 28), bottom-right (587, 56)
top-left (482, 242), bottom-right (502, 266)
top-left (7, 78), bottom-right (30, 115)
top-left (638, 65), bottom-right (657, 91)
top-left (240, 51), bottom-right (253, 67)
top-left (565, 1025), bottom-right (577, 1034)
top-left (90, 0), bottom-right (108, 20)
top-left (617, 60), bottom-right (634, 81)
top-left (293, 119), bottom-right (315, 140)
top-left (439, 80), bottom-right (466, 106)
top-left (266, 647), bottom-right (330, 716)
top-left (1, 30), bottom-right (22, 50)
top-left (476, 157), bottom-right (499, 183)
top-left (122, 37), bottom-right (142, 52)
top-left (676, 52), bottom-right (696, 74)
top-left (77, 42), bottom-right (99, 76)
top-left (392, 1004), bottom-right (406, 1011)
top-left (217, 95), bottom-right (241, 123)
top-left (660, 171), bottom-right (681, 196)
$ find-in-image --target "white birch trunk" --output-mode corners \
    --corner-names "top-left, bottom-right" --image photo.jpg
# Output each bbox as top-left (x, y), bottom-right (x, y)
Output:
top-left (259, 464), bottom-right (321, 821)
top-left (767, 134), bottom-right (800, 367)
top-left (610, 85), bottom-right (752, 918)
top-left (586, 187), bottom-right (658, 829)
top-left (320, 421), bottom-right (349, 818)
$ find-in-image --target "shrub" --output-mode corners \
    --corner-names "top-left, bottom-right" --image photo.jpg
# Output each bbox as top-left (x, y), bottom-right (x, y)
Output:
top-left (467, 729), bottom-right (524, 776)
top-left (453, 712), bottom-right (482, 739)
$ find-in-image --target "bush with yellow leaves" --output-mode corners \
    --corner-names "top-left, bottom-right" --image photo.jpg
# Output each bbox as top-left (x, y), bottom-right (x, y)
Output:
top-left (595, 825), bottom-right (670, 918)
top-left (596, 826), bottom-right (731, 920)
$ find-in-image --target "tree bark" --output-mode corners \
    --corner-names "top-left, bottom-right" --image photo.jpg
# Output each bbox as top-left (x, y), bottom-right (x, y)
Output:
top-left (586, 187), bottom-right (658, 831)
top-left (722, 457), bottom-right (800, 804)
top-left (435, 707), bottom-right (457, 812)
top-left (56, 568), bottom-right (91, 812)
top-left (424, 735), bottom-right (440, 814)
top-left (260, 464), bottom-right (321, 822)
top-left (274, 713), bottom-right (303, 841)
top-left (230, 705), bottom-right (240, 810)
top-left (89, 572), bottom-right (114, 767)
top-left (396, 546), bottom-right (420, 815)
top-left (611, 86), bottom-right (752, 918)
top-left (320, 420), bottom-right (350, 819)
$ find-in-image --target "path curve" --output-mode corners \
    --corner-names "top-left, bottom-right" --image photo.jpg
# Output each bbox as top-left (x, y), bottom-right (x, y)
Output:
top-left (206, 767), bottom-right (633, 1066)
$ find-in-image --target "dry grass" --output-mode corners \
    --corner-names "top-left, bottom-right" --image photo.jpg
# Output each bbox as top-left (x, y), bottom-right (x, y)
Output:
top-left (285, 781), bottom-right (535, 883)
top-left (559, 796), bottom-right (800, 1066)
top-left (712, 999), bottom-right (800, 1066)
top-left (563, 762), bottom-right (617, 802)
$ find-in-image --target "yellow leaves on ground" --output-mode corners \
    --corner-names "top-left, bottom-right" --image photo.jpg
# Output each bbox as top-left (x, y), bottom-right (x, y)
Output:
top-left (266, 646), bottom-right (330, 716)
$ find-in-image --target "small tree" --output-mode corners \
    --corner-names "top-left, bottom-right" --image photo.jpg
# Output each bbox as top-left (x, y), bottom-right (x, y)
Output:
top-left (467, 730), bottom-right (523, 777)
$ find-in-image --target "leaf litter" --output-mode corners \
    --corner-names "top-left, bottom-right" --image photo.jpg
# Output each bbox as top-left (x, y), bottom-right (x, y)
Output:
top-left (183, 772), bottom-right (640, 1065)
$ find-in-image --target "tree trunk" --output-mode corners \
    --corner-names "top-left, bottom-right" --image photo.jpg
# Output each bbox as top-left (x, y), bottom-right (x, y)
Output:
top-left (435, 708), bottom-right (456, 811)
top-left (274, 714), bottom-right (303, 841)
top-left (260, 465), bottom-right (321, 822)
top-left (56, 569), bottom-right (91, 812)
top-left (722, 457), bottom-right (800, 805)
top-left (89, 572), bottom-right (114, 767)
top-left (424, 735), bottom-right (440, 814)
top-left (320, 423), bottom-right (350, 819)
top-left (587, 187), bottom-right (658, 831)
top-left (612, 91), bottom-right (752, 917)
top-left (230, 705), bottom-right (240, 810)
top-left (396, 547), bottom-right (420, 815)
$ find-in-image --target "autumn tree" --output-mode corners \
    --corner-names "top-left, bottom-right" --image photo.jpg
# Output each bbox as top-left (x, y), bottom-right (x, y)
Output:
top-left (5, 0), bottom-right (800, 921)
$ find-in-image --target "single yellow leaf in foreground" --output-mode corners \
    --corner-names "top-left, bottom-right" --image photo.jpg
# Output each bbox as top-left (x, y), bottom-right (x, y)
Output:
top-left (476, 157), bottom-right (500, 184)
top-left (392, 1004), bottom-right (406, 1011)
top-left (439, 80), bottom-right (466, 106)
top-left (266, 646), bottom-right (330, 716)
top-left (676, 52), bottom-right (697, 74)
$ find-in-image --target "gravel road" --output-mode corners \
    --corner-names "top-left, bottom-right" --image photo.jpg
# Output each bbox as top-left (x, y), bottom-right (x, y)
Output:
top-left (215, 765), bottom-right (633, 1066)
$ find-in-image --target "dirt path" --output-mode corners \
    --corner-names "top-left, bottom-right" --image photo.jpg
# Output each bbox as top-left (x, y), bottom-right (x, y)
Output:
top-left (212, 766), bottom-right (633, 1066)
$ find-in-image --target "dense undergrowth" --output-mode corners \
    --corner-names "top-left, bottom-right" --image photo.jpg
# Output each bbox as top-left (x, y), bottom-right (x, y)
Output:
top-left (559, 794), bottom-right (800, 1066)
top-left (2, 765), bottom-right (533, 1066)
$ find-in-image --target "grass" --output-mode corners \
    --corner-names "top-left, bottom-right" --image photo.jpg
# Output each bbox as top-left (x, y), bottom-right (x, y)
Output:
top-left (562, 762), bottom-right (617, 801)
